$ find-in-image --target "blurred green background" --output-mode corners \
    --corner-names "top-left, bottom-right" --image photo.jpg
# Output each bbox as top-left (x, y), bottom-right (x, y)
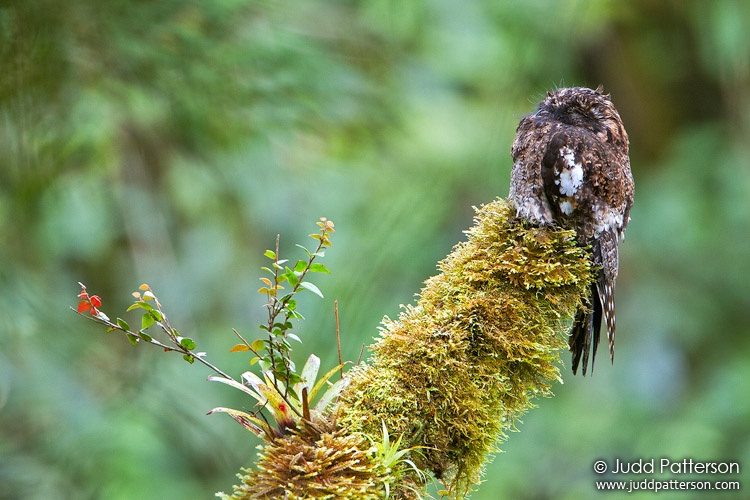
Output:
top-left (1, 1), bottom-right (749, 498)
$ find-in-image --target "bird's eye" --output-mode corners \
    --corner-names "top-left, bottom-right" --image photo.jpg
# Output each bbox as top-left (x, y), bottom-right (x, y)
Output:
top-left (567, 107), bottom-right (590, 120)
top-left (576, 105), bottom-right (600, 121)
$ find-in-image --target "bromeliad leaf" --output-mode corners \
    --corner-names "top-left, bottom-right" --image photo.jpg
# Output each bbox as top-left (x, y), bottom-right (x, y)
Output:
top-left (207, 407), bottom-right (266, 437)
top-left (314, 377), bottom-right (350, 413)
top-left (209, 374), bottom-right (265, 403)
top-left (294, 354), bottom-right (321, 398)
top-left (309, 362), bottom-right (349, 402)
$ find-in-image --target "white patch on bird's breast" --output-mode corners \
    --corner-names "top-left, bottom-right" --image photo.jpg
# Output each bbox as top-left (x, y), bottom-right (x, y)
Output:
top-left (557, 147), bottom-right (584, 197)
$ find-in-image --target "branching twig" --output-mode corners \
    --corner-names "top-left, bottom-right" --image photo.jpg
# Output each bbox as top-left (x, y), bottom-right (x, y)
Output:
top-left (71, 305), bottom-right (234, 381)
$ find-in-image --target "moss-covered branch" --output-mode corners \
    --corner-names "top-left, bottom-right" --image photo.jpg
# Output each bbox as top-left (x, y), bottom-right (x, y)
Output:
top-left (223, 198), bottom-right (593, 499)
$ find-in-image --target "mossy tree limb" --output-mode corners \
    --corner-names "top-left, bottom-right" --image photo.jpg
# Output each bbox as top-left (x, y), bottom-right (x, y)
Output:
top-left (224, 198), bottom-right (593, 499)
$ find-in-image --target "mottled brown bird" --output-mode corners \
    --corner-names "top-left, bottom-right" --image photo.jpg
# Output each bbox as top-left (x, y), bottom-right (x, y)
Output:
top-left (509, 87), bottom-right (634, 375)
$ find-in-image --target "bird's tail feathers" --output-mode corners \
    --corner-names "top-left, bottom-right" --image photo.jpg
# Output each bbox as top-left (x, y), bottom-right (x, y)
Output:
top-left (569, 282), bottom-right (604, 376)
top-left (597, 278), bottom-right (616, 364)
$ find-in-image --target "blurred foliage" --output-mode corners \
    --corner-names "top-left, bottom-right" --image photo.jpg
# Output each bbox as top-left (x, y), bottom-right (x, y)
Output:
top-left (1, 0), bottom-right (748, 498)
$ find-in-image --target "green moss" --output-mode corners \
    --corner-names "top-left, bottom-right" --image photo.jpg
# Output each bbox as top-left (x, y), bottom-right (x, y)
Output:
top-left (337, 199), bottom-right (593, 497)
top-left (226, 198), bottom-right (593, 499)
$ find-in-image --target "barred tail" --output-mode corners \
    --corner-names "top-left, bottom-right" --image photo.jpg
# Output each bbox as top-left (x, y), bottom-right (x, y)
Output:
top-left (569, 275), bottom-right (617, 375)
top-left (597, 277), bottom-right (616, 364)
top-left (569, 282), bottom-right (603, 376)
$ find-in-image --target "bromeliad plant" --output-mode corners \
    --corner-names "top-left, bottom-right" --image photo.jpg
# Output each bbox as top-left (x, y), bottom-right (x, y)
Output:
top-left (207, 353), bottom-right (348, 438)
top-left (73, 218), bottom-right (344, 439)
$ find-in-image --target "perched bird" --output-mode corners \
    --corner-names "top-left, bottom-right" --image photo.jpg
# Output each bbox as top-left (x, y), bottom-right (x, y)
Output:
top-left (509, 87), bottom-right (634, 375)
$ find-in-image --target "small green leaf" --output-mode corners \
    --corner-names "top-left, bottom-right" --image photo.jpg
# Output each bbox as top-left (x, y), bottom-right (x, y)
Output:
top-left (150, 309), bottom-right (162, 322)
top-left (249, 357), bottom-right (261, 365)
top-left (251, 338), bottom-right (265, 352)
top-left (285, 268), bottom-right (299, 287)
top-left (183, 354), bottom-right (195, 364)
top-left (293, 260), bottom-right (307, 272)
top-left (264, 249), bottom-right (276, 260)
top-left (139, 331), bottom-right (153, 343)
top-left (285, 386), bottom-right (300, 403)
top-left (286, 358), bottom-right (296, 372)
top-left (126, 301), bottom-right (153, 312)
top-left (287, 333), bottom-right (302, 343)
top-left (116, 317), bottom-right (130, 330)
top-left (180, 337), bottom-right (197, 350)
top-left (300, 281), bottom-right (324, 298)
top-left (141, 312), bottom-right (155, 330)
top-left (295, 244), bottom-right (311, 256)
top-left (272, 368), bottom-right (288, 382)
top-left (126, 333), bottom-right (139, 345)
top-left (309, 263), bottom-right (330, 274)
top-left (286, 299), bottom-right (297, 311)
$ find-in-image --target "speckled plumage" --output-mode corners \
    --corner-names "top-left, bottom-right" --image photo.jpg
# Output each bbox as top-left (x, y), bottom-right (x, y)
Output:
top-left (509, 87), bottom-right (634, 375)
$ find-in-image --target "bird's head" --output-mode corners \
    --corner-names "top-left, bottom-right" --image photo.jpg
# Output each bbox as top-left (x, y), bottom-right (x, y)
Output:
top-left (538, 87), bottom-right (629, 150)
